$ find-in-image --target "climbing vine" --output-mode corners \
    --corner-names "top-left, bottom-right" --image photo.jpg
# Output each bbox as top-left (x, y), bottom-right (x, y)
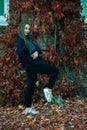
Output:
top-left (0, 0), bottom-right (86, 106)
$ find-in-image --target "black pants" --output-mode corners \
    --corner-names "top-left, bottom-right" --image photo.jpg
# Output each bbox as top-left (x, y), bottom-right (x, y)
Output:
top-left (24, 63), bottom-right (59, 107)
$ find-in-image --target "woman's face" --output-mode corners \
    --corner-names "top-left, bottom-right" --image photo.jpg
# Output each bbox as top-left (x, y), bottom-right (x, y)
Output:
top-left (24, 24), bottom-right (30, 35)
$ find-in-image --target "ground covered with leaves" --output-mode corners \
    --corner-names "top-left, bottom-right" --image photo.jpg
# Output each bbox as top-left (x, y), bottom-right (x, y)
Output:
top-left (0, 97), bottom-right (87, 130)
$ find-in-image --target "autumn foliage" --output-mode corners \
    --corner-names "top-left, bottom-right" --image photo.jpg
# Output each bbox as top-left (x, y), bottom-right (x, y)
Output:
top-left (0, 0), bottom-right (86, 106)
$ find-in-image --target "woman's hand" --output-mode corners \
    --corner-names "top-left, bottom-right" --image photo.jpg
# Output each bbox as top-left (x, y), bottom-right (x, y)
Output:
top-left (31, 51), bottom-right (38, 60)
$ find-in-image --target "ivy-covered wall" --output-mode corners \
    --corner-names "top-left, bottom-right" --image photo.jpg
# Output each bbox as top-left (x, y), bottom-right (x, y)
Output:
top-left (0, 0), bottom-right (87, 106)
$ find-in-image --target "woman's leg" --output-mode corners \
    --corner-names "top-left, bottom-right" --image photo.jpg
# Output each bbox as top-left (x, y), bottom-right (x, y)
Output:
top-left (24, 72), bottom-right (37, 107)
top-left (29, 63), bottom-right (59, 89)
top-left (29, 63), bottom-right (59, 102)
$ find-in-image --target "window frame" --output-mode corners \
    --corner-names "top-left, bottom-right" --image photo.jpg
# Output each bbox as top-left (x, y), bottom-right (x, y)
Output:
top-left (0, 0), bottom-right (9, 26)
top-left (81, 0), bottom-right (87, 23)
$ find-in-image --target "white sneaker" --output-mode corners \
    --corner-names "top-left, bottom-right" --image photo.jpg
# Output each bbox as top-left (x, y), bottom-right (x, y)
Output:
top-left (22, 108), bottom-right (39, 115)
top-left (43, 88), bottom-right (53, 102)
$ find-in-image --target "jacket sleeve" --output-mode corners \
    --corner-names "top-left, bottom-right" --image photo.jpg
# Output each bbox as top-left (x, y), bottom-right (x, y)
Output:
top-left (32, 40), bottom-right (42, 55)
top-left (16, 36), bottom-right (33, 64)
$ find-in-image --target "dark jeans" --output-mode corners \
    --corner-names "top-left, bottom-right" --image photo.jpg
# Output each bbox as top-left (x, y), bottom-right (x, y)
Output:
top-left (24, 63), bottom-right (59, 107)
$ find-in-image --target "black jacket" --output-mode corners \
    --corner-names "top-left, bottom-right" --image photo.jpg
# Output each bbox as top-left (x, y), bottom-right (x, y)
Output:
top-left (16, 35), bottom-right (44, 70)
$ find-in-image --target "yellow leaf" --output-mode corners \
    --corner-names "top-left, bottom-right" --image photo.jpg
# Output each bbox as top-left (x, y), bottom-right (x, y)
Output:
top-left (18, 105), bottom-right (24, 110)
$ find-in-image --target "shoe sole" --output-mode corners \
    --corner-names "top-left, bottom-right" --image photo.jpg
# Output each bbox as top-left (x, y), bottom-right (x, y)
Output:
top-left (43, 89), bottom-right (52, 102)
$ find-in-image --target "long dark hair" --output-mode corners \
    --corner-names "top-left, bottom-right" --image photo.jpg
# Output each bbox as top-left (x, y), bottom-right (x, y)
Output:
top-left (18, 21), bottom-right (31, 40)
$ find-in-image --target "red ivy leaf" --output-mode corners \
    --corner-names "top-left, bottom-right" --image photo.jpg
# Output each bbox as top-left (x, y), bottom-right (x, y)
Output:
top-left (74, 118), bottom-right (82, 125)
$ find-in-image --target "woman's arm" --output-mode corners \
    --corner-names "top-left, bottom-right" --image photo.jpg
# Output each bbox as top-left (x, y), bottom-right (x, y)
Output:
top-left (16, 36), bottom-right (33, 64)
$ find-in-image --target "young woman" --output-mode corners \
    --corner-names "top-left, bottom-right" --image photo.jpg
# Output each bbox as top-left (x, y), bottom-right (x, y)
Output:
top-left (16, 21), bottom-right (59, 114)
